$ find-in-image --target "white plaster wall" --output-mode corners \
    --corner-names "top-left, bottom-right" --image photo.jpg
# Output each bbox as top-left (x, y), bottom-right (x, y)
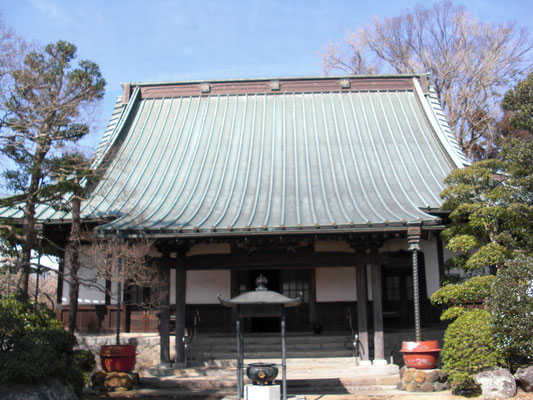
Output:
top-left (316, 267), bottom-right (357, 302)
top-left (184, 270), bottom-right (230, 304)
top-left (419, 238), bottom-right (441, 297)
top-left (62, 246), bottom-right (106, 304)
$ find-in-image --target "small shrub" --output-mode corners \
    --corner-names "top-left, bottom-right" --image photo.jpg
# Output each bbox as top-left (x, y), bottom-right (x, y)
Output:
top-left (0, 296), bottom-right (81, 393)
top-left (489, 256), bottom-right (533, 369)
top-left (73, 349), bottom-right (96, 373)
top-left (442, 309), bottom-right (505, 393)
top-left (72, 349), bottom-right (96, 392)
top-left (0, 294), bottom-right (63, 352)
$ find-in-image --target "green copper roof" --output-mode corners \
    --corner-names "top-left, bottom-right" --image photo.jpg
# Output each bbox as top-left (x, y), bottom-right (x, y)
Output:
top-left (0, 76), bottom-right (468, 235)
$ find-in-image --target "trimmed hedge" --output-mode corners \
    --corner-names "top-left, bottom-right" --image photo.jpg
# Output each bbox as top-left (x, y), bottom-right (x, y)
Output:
top-left (431, 275), bottom-right (496, 309)
top-left (442, 309), bottom-right (504, 393)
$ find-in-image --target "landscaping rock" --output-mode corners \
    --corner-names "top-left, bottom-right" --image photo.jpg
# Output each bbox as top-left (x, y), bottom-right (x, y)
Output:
top-left (514, 366), bottom-right (533, 392)
top-left (433, 381), bottom-right (447, 392)
top-left (396, 379), bottom-right (407, 390)
top-left (91, 370), bottom-right (140, 392)
top-left (426, 369), bottom-right (440, 383)
top-left (398, 367), bottom-right (448, 393)
top-left (420, 381), bottom-right (435, 392)
top-left (474, 368), bottom-right (516, 399)
top-left (414, 370), bottom-right (427, 383)
top-left (0, 380), bottom-right (77, 400)
top-left (403, 368), bottom-right (415, 382)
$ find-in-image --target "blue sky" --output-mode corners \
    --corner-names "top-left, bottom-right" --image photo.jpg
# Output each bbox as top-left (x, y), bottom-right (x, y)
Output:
top-left (1, 0), bottom-right (531, 152)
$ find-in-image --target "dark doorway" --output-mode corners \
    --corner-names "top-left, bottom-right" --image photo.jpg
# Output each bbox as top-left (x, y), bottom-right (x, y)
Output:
top-left (241, 270), bottom-right (281, 333)
top-left (381, 251), bottom-right (427, 329)
top-left (236, 269), bottom-right (311, 333)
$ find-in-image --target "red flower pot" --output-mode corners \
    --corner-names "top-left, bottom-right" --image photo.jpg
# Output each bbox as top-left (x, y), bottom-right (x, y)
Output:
top-left (100, 345), bottom-right (136, 372)
top-left (400, 340), bottom-right (441, 369)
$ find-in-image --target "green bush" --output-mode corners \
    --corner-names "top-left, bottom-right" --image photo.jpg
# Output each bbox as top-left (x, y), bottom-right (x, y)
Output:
top-left (431, 275), bottom-right (495, 309)
top-left (442, 309), bottom-right (505, 393)
top-left (0, 295), bottom-right (82, 394)
top-left (0, 294), bottom-right (63, 352)
top-left (73, 349), bottom-right (96, 373)
top-left (72, 349), bottom-right (97, 393)
top-left (489, 256), bottom-right (533, 369)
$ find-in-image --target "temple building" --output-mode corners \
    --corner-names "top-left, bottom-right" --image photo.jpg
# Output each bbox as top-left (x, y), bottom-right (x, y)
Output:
top-left (0, 75), bottom-right (468, 365)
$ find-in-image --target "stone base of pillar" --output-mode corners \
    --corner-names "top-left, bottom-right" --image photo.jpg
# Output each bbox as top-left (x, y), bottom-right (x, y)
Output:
top-left (372, 359), bottom-right (388, 366)
top-left (245, 384), bottom-right (280, 400)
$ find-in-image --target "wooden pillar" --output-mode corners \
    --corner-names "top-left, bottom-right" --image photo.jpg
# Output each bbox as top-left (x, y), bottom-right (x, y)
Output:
top-left (175, 250), bottom-right (186, 366)
top-left (372, 262), bottom-right (385, 361)
top-left (158, 258), bottom-right (171, 364)
top-left (356, 260), bottom-right (369, 361)
top-left (308, 269), bottom-right (317, 330)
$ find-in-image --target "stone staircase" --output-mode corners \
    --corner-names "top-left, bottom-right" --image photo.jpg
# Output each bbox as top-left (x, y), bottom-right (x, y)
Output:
top-left (186, 332), bottom-right (354, 366)
top-left (141, 332), bottom-right (400, 397)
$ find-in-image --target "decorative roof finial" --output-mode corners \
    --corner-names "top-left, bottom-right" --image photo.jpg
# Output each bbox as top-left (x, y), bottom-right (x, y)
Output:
top-left (255, 274), bottom-right (268, 291)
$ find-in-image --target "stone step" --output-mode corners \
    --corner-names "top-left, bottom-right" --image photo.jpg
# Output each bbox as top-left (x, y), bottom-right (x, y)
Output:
top-left (147, 357), bottom-right (399, 377)
top-left (193, 333), bottom-right (351, 345)
top-left (188, 349), bottom-right (353, 360)
top-left (142, 374), bottom-right (399, 391)
top-left (190, 341), bottom-right (351, 353)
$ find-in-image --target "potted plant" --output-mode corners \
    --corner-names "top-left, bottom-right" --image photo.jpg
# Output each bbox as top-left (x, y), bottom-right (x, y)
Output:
top-left (89, 237), bottom-right (164, 373)
top-left (400, 340), bottom-right (441, 369)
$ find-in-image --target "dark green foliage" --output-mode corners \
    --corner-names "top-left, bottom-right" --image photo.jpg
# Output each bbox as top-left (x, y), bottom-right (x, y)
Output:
top-left (431, 274), bottom-right (495, 322)
top-left (0, 295), bottom-right (84, 393)
top-left (431, 275), bottom-right (496, 319)
top-left (438, 139), bottom-right (533, 381)
top-left (489, 256), bottom-right (533, 368)
top-left (440, 140), bottom-right (533, 273)
top-left (0, 39), bottom-right (105, 298)
top-left (442, 309), bottom-right (505, 393)
top-left (0, 294), bottom-right (63, 352)
top-left (1, 40), bottom-right (105, 192)
top-left (73, 349), bottom-right (96, 373)
top-left (501, 72), bottom-right (533, 133)
top-left (71, 349), bottom-right (96, 395)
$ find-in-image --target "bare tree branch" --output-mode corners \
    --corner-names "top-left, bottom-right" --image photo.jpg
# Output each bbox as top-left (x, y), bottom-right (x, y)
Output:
top-left (320, 0), bottom-right (532, 160)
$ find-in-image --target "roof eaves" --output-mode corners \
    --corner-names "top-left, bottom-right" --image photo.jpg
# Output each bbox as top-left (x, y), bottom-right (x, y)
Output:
top-left (96, 220), bottom-right (445, 240)
top-left (91, 86), bottom-right (141, 169)
top-left (412, 77), bottom-right (470, 169)
top-left (129, 74), bottom-right (425, 88)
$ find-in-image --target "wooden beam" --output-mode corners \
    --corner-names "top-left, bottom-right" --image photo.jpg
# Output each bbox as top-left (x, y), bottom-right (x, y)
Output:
top-left (158, 259), bottom-right (171, 364)
top-left (56, 257), bottom-right (64, 306)
top-left (356, 260), bottom-right (369, 361)
top-left (372, 263), bottom-right (385, 361)
top-left (308, 269), bottom-right (317, 329)
top-left (175, 250), bottom-right (186, 366)
top-left (186, 250), bottom-right (358, 270)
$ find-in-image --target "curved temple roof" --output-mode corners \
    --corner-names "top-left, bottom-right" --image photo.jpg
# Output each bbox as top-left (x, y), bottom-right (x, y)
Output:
top-left (0, 75), bottom-right (468, 236)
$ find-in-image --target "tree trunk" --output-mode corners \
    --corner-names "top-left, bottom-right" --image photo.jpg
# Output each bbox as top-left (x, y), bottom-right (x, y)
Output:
top-left (68, 196), bottom-right (81, 334)
top-left (16, 181), bottom-right (38, 300)
top-left (16, 142), bottom-right (49, 300)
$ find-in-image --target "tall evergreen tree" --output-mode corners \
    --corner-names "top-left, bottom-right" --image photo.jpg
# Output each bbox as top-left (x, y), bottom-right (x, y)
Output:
top-left (0, 41), bottom-right (105, 298)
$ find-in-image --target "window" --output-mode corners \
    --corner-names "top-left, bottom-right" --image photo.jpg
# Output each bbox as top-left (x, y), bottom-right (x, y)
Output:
top-left (281, 270), bottom-right (309, 302)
